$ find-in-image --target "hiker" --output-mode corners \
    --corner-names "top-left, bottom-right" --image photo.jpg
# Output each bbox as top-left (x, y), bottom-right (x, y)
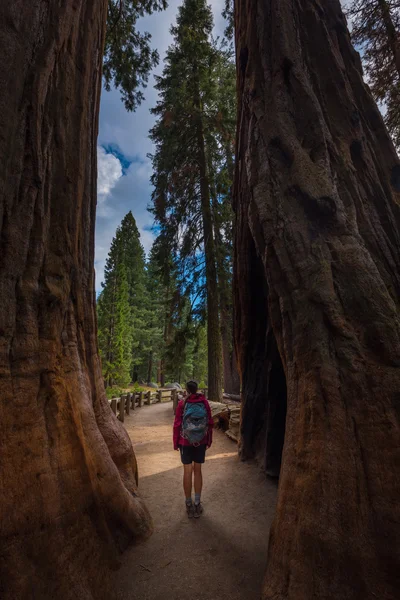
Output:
top-left (173, 380), bottom-right (213, 518)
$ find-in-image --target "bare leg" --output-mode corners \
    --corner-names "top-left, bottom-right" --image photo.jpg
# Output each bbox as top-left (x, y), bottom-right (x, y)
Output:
top-left (183, 464), bottom-right (193, 499)
top-left (193, 462), bottom-right (203, 497)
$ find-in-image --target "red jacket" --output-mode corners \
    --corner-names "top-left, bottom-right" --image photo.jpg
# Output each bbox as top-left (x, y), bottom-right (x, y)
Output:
top-left (173, 394), bottom-right (213, 450)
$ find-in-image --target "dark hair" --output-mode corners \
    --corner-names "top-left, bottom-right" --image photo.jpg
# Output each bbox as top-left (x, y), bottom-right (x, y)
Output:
top-left (186, 380), bottom-right (198, 394)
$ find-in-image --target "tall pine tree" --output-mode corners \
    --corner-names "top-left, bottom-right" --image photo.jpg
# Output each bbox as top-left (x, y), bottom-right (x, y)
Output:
top-left (149, 0), bottom-right (236, 401)
top-left (97, 258), bottom-right (132, 387)
top-left (97, 212), bottom-right (146, 386)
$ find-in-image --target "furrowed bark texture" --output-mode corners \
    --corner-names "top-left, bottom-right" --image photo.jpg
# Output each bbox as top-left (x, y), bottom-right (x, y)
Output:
top-left (234, 0), bottom-right (400, 598)
top-left (0, 2), bottom-right (152, 599)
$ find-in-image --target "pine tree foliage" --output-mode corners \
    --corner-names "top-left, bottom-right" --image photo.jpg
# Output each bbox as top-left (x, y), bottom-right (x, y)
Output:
top-left (97, 262), bottom-right (132, 387)
top-left (97, 212), bottom-right (147, 386)
top-left (104, 0), bottom-right (168, 111)
top-left (144, 232), bottom-right (209, 385)
top-left (118, 211), bottom-right (146, 300)
top-left (192, 324), bottom-right (208, 384)
top-left (146, 237), bottom-right (191, 383)
top-left (222, 0), bottom-right (234, 41)
top-left (139, 244), bottom-right (167, 383)
top-left (347, 0), bottom-right (400, 147)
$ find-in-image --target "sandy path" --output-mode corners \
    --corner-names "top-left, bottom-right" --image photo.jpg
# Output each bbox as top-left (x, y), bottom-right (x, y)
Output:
top-left (114, 401), bottom-right (277, 600)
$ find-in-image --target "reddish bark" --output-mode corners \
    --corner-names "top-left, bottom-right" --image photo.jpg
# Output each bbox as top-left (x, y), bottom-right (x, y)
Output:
top-left (234, 0), bottom-right (400, 598)
top-left (0, 2), bottom-right (152, 598)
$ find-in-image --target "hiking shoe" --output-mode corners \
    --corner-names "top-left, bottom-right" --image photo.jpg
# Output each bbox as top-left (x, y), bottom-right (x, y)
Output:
top-left (186, 502), bottom-right (194, 518)
top-left (194, 502), bottom-right (203, 518)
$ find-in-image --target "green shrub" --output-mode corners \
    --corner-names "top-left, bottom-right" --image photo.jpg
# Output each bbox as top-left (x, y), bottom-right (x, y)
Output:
top-left (105, 387), bottom-right (124, 400)
top-left (131, 382), bottom-right (145, 393)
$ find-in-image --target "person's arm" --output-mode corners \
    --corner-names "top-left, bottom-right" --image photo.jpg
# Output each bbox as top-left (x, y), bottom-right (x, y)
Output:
top-left (205, 400), bottom-right (213, 448)
top-left (173, 401), bottom-right (184, 450)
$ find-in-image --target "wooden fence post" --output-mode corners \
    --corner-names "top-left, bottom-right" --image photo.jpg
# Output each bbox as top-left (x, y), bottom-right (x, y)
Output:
top-left (156, 390), bottom-right (161, 403)
top-left (139, 392), bottom-right (143, 407)
top-left (118, 397), bottom-right (124, 422)
top-left (111, 397), bottom-right (117, 415)
top-left (131, 393), bottom-right (136, 411)
top-left (146, 391), bottom-right (151, 405)
top-left (125, 394), bottom-right (130, 416)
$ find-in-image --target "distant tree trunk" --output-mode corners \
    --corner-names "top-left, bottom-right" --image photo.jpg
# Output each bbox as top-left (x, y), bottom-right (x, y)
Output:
top-left (159, 362), bottom-right (164, 386)
top-left (147, 351), bottom-right (153, 385)
top-left (0, 3), bottom-right (152, 599)
top-left (220, 318), bottom-right (233, 391)
top-left (220, 310), bottom-right (240, 394)
top-left (210, 184), bottom-right (240, 396)
top-left (194, 82), bottom-right (223, 402)
top-left (160, 284), bottom-right (170, 388)
top-left (234, 1), bottom-right (400, 599)
top-left (199, 140), bottom-right (223, 401)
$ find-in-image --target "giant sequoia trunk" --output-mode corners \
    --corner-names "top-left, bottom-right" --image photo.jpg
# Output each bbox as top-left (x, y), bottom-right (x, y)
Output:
top-left (0, 3), bottom-right (152, 599)
top-left (234, 1), bottom-right (400, 598)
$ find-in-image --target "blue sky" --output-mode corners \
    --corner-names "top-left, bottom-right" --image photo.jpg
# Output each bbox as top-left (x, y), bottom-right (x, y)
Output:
top-left (95, 0), bottom-right (226, 292)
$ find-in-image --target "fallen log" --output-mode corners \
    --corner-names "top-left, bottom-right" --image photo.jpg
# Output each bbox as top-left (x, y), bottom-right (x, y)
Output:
top-left (223, 393), bottom-right (241, 402)
top-left (208, 401), bottom-right (230, 429)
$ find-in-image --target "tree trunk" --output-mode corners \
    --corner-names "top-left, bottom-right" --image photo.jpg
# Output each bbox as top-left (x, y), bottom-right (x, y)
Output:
top-left (160, 282), bottom-right (171, 388)
top-left (157, 359), bottom-right (162, 386)
top-left (221, 311), bottom-right (240, 394)
top-left (147, 351), bottom-right (153, 385)
top-left (210, 180), bottom-right (240, 396)
top-left (234, 1), bottom-right (400, 598)
top-left (199, 146), bottom-right (223, 401)
top-left (159, 358), bottom-right (165, 387)
top-left (0, 3), bottom-right (152, 599)
top-left (195, 90), bottom-right (223, 402)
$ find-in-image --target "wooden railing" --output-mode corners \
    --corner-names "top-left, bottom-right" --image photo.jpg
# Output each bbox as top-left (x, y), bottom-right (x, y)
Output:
top-left (108, 388), bottom-right (179, 422)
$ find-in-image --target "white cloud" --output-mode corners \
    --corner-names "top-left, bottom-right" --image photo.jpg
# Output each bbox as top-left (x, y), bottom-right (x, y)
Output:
top-left (97, 146), bottom-right (123, 217)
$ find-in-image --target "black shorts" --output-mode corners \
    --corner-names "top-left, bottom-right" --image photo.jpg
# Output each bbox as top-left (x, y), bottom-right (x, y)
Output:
top-left (180, 444), bottom-right (207, 465)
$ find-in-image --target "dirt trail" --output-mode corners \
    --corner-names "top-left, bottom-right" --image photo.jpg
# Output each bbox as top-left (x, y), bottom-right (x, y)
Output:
top-left (114, 401), bottom-right (277, 600)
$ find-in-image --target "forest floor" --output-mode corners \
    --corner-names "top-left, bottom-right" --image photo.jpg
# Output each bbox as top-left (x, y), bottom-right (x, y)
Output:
top-left (113, 401), bottom-right (278, 600)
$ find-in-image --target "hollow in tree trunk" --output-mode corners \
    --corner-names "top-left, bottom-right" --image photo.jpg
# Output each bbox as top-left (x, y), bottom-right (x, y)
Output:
top-left (234, 0), bottom-right (400, 598)
top-left (0, 2), bottom-right (152, 599)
